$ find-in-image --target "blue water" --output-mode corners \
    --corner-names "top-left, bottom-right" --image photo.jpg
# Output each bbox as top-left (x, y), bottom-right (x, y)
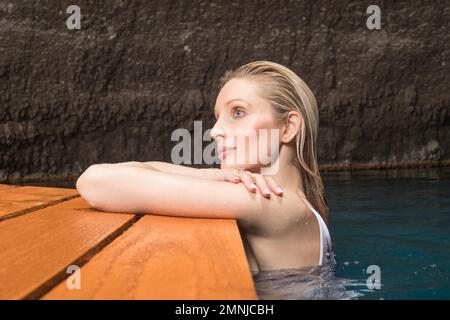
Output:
top-left (253, 167), bottom-right (450, 300)
top-left (328, 167), bottom-right (450, 299)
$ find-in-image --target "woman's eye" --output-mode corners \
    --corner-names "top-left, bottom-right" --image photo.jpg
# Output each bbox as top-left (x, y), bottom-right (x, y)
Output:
top-left (232, 108), bottom-right (245, 118)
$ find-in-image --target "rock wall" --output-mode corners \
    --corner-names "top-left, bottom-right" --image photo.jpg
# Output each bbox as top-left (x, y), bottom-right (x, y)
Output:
top-left (1, 0), bottom-right (449, 181)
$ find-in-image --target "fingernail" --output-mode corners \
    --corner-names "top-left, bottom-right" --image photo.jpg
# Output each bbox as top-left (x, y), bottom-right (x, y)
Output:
top-left (276, 187), bottom-right (283, 194)
top-left (250, 183), bottom-right (257, 190)
top-left (233, 176), bottom-right (240, 181)
top-left (264, 188), bottom-right (271, 196)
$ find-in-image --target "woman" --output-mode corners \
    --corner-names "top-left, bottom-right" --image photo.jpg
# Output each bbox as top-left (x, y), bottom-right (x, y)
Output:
top-left (76, 61), bottom-right (331, 272)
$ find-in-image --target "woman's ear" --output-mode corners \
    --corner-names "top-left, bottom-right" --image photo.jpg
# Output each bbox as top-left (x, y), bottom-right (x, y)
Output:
top-left (281, 111), bottom-right (302, 143)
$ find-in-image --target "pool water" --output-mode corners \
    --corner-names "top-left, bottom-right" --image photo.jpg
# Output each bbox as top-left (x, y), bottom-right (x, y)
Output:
top-left (253, 167), bottom-right (450, 300)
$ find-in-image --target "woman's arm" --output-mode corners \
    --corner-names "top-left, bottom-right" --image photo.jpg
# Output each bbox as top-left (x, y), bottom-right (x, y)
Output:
top-left (76, 163), bottom-right (287, 222)
top-left (114, 161), bottom-right (225, 181)
top-left (114, 161), bottom-right (283, 197)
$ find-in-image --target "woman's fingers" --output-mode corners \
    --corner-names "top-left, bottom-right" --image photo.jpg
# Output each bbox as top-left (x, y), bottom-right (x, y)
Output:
top-left (238, 171), bottom-right (258, 193)
top-left (221, 169), bottom-right (283, 198)
top-left (265, 176), bottom-right (283, 196)
top-left (253, 174), bottom-right (272, 198)
top-left (223, 170), bottom-right (240, 183)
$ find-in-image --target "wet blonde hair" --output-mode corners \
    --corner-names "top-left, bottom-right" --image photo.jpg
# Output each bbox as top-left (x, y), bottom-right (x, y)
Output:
top-left (218, 60), bottom-right (329, 222)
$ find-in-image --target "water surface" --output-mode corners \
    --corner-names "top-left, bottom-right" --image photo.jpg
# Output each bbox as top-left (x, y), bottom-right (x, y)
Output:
top-left (253, 167), bottom-right (450, 300)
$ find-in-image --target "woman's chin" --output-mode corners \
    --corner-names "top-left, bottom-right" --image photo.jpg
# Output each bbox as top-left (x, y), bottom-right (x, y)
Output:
top-left (220, 162), bottom-right (260, 172)
top-left (220, 163), bottom-right (234, 170)
top-left (220, 161), bottom-right (238, 170)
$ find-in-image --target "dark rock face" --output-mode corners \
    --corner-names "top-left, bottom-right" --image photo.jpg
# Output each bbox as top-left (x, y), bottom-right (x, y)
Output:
top-left (0, 0), bottom-right (449, 181)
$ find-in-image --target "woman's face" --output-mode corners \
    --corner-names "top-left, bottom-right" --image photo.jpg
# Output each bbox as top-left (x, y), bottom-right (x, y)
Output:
top-left (211, 78), bottom-right (282, 171)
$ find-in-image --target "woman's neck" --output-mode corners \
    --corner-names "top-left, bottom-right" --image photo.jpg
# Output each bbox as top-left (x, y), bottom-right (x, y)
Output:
top-left (258, 145), bottom-right (305, 196)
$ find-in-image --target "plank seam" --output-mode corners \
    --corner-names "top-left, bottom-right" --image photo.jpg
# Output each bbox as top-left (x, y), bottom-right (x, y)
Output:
top-left (0, 194), bottom-right (81, 223)
top-left (24, 214), bottom-right (145, 300)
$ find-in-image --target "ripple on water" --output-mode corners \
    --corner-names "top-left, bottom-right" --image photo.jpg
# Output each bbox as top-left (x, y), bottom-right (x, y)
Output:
top-left (252, 255), bottom-right (367, 300)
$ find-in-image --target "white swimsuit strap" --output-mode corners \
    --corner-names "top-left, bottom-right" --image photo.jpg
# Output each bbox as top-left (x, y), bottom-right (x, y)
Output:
top-left (299, 194), bottom-right (331, 265)
top-left (309, 206), bottom-right (325, 265)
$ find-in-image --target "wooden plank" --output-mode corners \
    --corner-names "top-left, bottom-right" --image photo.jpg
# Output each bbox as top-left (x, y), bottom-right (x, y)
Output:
top-left (42, 215), bottom-right (258, 300)
top-left (0, 196), bottom-right (135, 300)
top-left (0, 184), bottom-right (20, 190)
top-left (0, 185), bottom-right (79, 221)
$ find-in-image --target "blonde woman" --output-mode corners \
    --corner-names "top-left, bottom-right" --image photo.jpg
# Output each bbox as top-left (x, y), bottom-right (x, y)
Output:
top-left (76, 61), bottom-right (331, 273)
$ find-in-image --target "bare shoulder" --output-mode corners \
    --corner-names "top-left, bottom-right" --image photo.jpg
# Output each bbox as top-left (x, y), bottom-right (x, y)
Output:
top-left (237, 189), bottom-right (312, 236)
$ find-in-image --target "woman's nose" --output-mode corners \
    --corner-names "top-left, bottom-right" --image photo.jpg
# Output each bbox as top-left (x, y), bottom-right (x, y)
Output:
top-left (211, 122), bottom-right (224, 140)
top-left (210, 123), bottom-right (224, 141)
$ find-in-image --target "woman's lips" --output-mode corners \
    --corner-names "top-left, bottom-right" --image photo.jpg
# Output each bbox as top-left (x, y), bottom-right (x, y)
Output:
top-left (218, 147), bottom-right (235, 159)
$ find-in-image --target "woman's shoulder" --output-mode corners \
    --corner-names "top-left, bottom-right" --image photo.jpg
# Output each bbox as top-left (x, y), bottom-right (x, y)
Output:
top-left (237, 189), bottom-right (312, 236)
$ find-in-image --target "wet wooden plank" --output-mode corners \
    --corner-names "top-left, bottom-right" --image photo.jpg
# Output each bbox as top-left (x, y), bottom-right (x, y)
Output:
top-left (0, 197), bottom-right (135, 299)
top-left (0, 185), bottom-right (79, 221)
top-left (42, 215), bottom-right (258, 300)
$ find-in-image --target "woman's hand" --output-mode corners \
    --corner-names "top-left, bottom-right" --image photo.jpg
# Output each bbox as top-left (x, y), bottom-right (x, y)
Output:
top-left (218, 168), bottom-right (284, 199)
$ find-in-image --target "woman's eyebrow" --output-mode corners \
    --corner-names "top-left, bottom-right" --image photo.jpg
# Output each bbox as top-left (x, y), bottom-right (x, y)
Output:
top-left (225, 98), bottom-right (251, 106)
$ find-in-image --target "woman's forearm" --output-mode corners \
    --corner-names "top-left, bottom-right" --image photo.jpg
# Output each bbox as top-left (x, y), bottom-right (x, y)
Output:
top-left (115, 161), bottom-right (224, 181)
top-left (75, 163), bottom-right (266, 219)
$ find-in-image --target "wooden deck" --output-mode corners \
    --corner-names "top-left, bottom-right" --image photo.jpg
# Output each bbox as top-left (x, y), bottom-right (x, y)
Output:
top-left (0, 184), bottom-right (258, 300)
